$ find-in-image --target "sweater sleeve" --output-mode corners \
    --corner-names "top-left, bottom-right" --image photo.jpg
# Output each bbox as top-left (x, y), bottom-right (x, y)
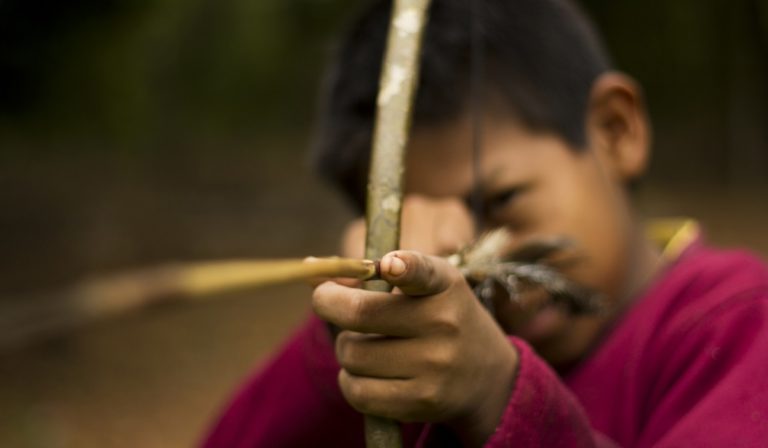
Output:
top-left (200, 315), bottom-right (365, 448)
top-left (481, 337), bottom-right (617, 448)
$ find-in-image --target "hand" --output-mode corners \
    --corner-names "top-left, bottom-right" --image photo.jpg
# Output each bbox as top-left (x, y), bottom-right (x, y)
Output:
top-left (312, 250), bottom-right (519, 446)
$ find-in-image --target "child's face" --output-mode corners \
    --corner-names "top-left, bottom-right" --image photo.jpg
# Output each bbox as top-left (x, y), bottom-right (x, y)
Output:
top-left (403, 109), bottom-right (648, 365)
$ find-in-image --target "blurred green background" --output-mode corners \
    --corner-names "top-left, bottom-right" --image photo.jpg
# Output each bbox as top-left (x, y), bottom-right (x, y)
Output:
top-left (0, 0), bottom-right (766, 447)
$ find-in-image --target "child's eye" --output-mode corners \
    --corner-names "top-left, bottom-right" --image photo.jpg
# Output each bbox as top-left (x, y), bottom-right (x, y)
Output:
top-left (487, 185), bottom-right (527, 213)
top-left (488, 189), bottom-right (519, 211)
top-left (480, 185), bottom-right (532, 230)
top-left (463, 184), bottom-right (530, 228)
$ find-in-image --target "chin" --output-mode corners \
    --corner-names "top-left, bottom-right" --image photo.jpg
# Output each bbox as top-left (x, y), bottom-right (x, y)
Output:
top-left (533, 314), bottom-right (608, 370)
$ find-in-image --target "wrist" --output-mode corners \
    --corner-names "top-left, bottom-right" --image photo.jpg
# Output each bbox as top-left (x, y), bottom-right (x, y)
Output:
top-left (454, 340), bottom-right (519, 447)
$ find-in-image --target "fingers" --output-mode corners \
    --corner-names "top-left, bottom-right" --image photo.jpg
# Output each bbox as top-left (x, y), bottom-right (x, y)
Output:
top-left (313, 282), bottom-right (421, 337)
top-left (335, 331), bottom-right (452, 379)
top-left (335, 332), bottom-right (413, 379)
top-left (379, 250), bottom-right (462, 297)
top-left (338, 370), bottom-right (444, 422)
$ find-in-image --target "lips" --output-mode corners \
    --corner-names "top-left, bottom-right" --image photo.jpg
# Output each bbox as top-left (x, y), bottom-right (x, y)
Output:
top-left (514, 303), bottom-right (568, 341)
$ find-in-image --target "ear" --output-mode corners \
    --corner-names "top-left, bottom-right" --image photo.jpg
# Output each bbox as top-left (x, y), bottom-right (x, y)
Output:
top-left (586, 72), bottom-right (652, 182)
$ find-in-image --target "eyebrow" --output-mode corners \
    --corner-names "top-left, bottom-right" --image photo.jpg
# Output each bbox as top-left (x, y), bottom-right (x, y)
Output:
top-left (487, 165), bottom-right (507, 182)
top-left (475, 164), bottom-right (508, 192)
top-left (462, 159), bottom-right (517, 210)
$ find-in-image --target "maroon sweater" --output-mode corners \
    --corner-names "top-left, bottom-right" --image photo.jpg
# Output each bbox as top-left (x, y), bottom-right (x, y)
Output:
top-left (202, 242), bottom-right (768, 447)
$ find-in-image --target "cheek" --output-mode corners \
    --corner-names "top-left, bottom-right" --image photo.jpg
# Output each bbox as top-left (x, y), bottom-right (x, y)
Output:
top-left (564, 183), bottom-right (632, 298)
top-left (524, 171), bottom-right (631, 298)
top-left (508, 171), bottom-right (585, 237)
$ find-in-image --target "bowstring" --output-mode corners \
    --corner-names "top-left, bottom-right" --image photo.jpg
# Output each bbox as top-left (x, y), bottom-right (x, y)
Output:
top-left (469, 0), bottom-right (497, 315)
top-left (470, 0), bottom-right (485, 234)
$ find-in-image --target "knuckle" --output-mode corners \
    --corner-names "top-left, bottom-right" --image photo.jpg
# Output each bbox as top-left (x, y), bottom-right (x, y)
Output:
top-left (311, 282), bottom-right (333, 314)
top-left (339, 371), bottom-right (366, 408)
top-left (414, 382), bottom-right (445, 417)
top-left (425, 345), bottom-right (457, 370)
top-left (425, 256), bottom-right (462, 293)
top-left (347, 290), bottom-right (368, 328)
top-left (349, 388), bottom-right (376, 416)
top-left (445, 264), bottom-right (466, 287)
top-left (422, 255), bottom-right (437, 280)
top-left (335, 332), bottom-right (353, 366)
top-left (311, 281), bottom-right (329, 301)
top-left (348, 379), bottom-right (365, 404)
top-left (431, 307), bottom-right (461, 335)
top-left (335, 332), bottom-right (364, 370)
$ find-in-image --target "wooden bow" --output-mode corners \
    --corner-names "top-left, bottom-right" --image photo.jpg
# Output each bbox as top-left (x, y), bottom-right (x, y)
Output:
top-left (362, 0), bottom-right (432, 446)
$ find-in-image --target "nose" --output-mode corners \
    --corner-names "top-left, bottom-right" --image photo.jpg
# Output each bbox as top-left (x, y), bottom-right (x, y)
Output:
top-left (399, 195), bottom-right (475, 256)
top-left (339, 195), bottom-right (477, 259)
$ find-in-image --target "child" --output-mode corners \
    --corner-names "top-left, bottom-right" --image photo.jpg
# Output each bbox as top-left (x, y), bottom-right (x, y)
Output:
top-left (203, 0), bottom-right (768, 446)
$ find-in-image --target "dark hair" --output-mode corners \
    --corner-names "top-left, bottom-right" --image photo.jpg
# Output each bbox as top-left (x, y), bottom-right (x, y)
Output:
top-left (310, 0), bottom-right (612, 212)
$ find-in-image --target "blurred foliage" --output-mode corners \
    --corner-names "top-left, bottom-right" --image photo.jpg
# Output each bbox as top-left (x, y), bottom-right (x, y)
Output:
top-left (0, 0), bottom-right (766, 181)
top-left (0, 0), bottom-right (357, 148)
top-left (582, 0), bottom-right (768, 184)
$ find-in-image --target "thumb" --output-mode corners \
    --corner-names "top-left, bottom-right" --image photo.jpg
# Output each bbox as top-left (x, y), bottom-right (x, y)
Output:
top-left (379, 250), bottom-right (459, 297)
